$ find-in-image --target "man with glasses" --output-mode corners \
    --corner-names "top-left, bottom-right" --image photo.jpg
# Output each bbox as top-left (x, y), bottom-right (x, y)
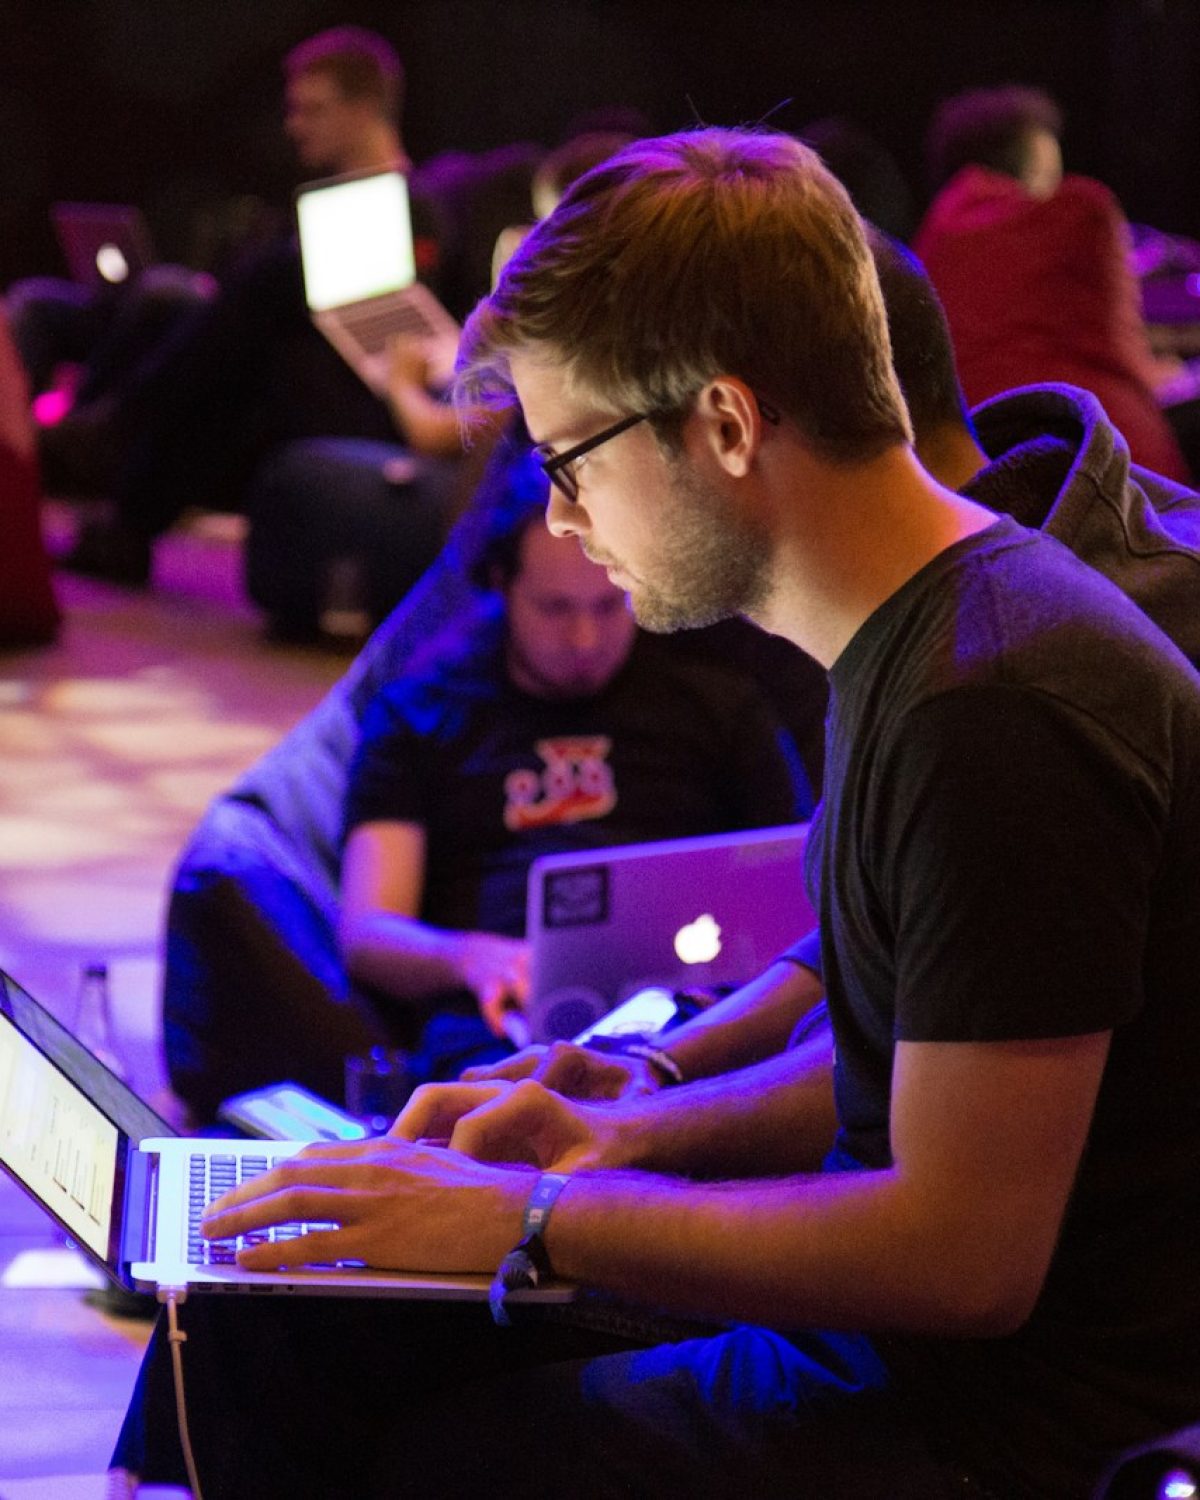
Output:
top-left (117, 130), bottom-right (1200, 1500)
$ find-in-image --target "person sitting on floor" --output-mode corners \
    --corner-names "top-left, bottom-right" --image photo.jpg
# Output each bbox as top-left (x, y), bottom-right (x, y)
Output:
top-left (333, 441), bottom-right (808, 1078)
top-left (914, 83), bottom-right (1190, 482)
top-left (60, 25), bottom-right (461, 592)
top-left (166, 434), bottom-right (808, 1112)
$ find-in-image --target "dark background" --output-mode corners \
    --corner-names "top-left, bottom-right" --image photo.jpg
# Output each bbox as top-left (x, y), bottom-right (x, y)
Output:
top-left (1, 0), bottom-right (1197, 288)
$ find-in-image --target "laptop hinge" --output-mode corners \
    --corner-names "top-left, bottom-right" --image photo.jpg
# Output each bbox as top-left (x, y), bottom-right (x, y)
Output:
top-left (121, 1148), bottom-right (158, 1265)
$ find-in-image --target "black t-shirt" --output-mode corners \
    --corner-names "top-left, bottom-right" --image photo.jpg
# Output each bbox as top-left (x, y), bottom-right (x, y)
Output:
top-left (345, 627), bottom-right (803, 938)
top-left (807, 516), bottom-right (1200, 1497)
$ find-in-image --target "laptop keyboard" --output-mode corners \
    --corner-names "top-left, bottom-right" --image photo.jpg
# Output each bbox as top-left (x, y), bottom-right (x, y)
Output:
top-left (186, 1152), bottom-right (337, 1267)
top-left (339, 297), bottom-right (438, 350)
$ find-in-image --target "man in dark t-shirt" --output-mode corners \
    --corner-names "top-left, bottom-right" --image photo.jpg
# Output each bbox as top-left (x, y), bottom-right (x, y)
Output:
top-left (809, 516), bottom-right (1200, 1494)
top-left (116, 131), bottom-right (1200, 1500)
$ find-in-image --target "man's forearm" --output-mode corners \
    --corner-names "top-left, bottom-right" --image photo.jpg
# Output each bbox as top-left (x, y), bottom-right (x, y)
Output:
top-left (605, 1033), bottom-right (837, 1178)
top-left (541, 1165), bottom-right (1010, 1336)
top-left (663, 959), bottom-right (826, 1084)
top-left (340, 911), bottom-right (468, 1000)
top-left (537, 1032), bottom-right (1109, 1340)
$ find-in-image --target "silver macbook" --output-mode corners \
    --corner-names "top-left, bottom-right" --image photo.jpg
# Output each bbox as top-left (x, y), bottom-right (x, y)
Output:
top-left (522, 823), bottom-right (815, 1044)
top-left (51, 202), bottom-right (155, 288)
top-left (295, 167), bottom-right (459, 393)
top-left (0, 968), bottom-right (572, 1304)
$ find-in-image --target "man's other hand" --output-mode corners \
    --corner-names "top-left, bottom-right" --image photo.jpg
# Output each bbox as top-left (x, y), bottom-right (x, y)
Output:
top-left (455, 932), bottom-right (531, 1037)
top-left (462, 1040), bottom-right (662, 1100)
top-left (391, 1077), bottom-right (623, 1172)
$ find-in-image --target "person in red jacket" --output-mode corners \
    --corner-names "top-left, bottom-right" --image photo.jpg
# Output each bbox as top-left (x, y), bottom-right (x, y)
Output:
top-left (914, 84), bottom-right (1189, 481)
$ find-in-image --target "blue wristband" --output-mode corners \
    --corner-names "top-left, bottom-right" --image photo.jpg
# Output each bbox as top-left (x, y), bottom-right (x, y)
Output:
top-left (489, 1172), bottom-right (570, 1327)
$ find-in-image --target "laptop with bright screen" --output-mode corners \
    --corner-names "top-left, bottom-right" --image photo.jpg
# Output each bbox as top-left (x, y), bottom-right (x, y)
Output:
top-left (523, 823), bottom-right (816, 1044)
top-left (0, 969), bottom-right (572, 1303)
top-left (295, 168), bottom-right (459, 391)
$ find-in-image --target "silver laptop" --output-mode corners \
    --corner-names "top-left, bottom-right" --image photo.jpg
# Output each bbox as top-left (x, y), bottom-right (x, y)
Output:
top-left (0, 968), bottom-right (572, 1303)
top-left (295, 167), bottom-right (459, 394)
top-left (522, 823), bottom-right (815, 1044)
top-left (51, 202), bottom-right (155, 288)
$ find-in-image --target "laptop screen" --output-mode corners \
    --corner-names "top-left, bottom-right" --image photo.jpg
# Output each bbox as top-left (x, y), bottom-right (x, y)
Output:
top-left (296, 170), bottom-right (417, 312)
top-left (0, 971), bottom-right (170, 1266)
top-left (0, 1014), bottom-right (118, 1259)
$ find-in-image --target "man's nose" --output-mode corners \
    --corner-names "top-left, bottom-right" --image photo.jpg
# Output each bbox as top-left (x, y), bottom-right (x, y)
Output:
top-left (546, 490), bottom-right (582, 539)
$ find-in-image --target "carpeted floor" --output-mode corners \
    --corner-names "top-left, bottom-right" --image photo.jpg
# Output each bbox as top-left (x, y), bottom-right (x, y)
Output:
top-left (0, 509), bottom-right (345, 1489)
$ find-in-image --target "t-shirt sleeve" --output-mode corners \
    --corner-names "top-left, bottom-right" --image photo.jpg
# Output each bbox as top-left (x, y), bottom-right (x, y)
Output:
top-left (877, 684), bottom-right (1167, 1043)
top-left (781, 925), bottom-right (823, 977)
top-left (342, 686), bottom-right (433, 837)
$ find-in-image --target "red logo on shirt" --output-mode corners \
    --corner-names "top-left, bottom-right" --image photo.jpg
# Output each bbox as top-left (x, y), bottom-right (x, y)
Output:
top-left (503, 737), bottom-right (616, 831)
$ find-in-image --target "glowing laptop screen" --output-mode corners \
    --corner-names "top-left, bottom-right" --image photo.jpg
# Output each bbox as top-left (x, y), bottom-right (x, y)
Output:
top-left (0, 1014), bottom-right (118, 1259)
top-left (296, 170), bottom-right (417, 312)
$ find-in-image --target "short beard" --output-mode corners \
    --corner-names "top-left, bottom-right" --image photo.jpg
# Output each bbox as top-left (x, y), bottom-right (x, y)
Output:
top-left (629, 457), bottom-right (772, 634)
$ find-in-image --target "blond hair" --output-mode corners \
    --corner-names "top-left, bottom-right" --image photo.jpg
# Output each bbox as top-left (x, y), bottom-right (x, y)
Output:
top-left (457, 127), bottom-right (910, 464)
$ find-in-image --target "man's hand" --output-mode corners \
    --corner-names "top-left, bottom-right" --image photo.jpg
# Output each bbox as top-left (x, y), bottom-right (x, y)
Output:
top-left (387, 328), bottom-right (459, 394)
top-left (454, 932), bottom-right (531, 1037)
top-left (462, 1040), bottom-right (663, 1100)
top-left (385, 331), bottom-right (433, 393)
top-left (200, 1137), bottom-right (525, 1274)
top-left (392, 1077), bottom-right (624, 1172)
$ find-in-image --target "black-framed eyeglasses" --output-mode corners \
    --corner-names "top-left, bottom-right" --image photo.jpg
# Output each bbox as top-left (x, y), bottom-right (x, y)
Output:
top-left (533, 395), bottom-right (782, 504)
top-left (534, 412), bottom-right (648, 503)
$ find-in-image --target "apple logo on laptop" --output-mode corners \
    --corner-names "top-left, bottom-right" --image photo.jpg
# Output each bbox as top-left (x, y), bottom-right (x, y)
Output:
top-left (674, 914), bottom-right (721, 965)
top-left (96, 244), bottom-right (130, 283)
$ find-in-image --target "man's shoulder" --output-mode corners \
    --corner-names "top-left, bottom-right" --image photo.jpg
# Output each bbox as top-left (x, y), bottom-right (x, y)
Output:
top-left (870, 521), bottom-right (1200, 722)
top-left (361, 639), bottom-right (505, 746)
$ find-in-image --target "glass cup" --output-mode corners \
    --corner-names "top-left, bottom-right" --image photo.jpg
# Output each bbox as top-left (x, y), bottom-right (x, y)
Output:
top-left (344, 1046), bottom-right (416, 1134)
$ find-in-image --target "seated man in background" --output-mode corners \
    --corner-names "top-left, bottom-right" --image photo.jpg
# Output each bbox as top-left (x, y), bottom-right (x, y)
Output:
top-left (914, 84), bottom-right (1190, 481)
top-left (243, 125), bottom-right (638, 642)
top-left (62, 25), bottom-right (467, 592)
top-left (336, 441), bottom-right (807, 1080)
top-left (160, 429), bottom-right (816, 1127)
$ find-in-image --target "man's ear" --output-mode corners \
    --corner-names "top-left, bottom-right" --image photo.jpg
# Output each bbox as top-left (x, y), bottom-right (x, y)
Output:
top-left (695, 377), bottom-right (767, 478)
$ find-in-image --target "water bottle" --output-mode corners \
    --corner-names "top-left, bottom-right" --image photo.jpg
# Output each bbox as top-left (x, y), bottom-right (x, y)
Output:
top-left (72, 960), bottom-right (128, 1080)
top-left (319, 555), bottom-right (372, 644)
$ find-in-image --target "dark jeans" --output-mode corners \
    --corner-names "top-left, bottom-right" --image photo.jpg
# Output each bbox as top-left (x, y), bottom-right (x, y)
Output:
top-left (112, 1296), bottom-right (987, 1499)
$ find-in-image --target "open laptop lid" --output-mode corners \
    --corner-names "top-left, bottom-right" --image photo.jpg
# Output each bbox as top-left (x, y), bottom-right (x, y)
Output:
top-left (526, 823), bottom-right (815, 1042)
top-left (295, 167), bottom-right (417, 312)
top-left (0, 969), bottom-right (171, 1290)
top-left (51, 202), bottom-right (155, 288)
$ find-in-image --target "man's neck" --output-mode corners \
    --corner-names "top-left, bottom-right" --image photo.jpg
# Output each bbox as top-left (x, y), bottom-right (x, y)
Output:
top-left (337, 124), bottom-right (409, 176)
top-left (752, 444), bottom-right (996, 669)
top-left (917, 422), bottom-right (988, 495)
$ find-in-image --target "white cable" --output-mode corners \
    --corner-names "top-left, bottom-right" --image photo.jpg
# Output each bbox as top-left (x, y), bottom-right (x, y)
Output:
top-left (163, 1288), bottom-right (205, 1500)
